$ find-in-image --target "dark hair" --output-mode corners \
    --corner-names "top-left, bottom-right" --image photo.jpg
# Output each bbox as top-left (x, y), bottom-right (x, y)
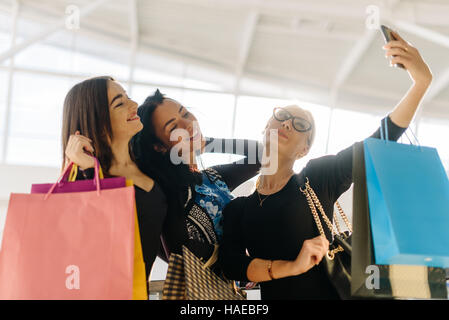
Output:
top-left (131, 89), bottom-right (202, 204)
top-left (61, 76), bottom-right (134, 175)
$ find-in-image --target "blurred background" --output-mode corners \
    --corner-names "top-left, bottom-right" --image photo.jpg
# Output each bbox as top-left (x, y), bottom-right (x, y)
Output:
top-left (0, 0), bottom-right (448, 298)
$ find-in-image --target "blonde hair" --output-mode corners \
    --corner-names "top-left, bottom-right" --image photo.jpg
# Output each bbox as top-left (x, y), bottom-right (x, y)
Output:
top-left (284, 105), bottom-right (316, 149)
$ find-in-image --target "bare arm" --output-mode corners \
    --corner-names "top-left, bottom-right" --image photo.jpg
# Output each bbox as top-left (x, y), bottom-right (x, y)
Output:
top-left (219, 199), bottom-right (329, 283)
top-left (246, 236), bottom-right (329, 282)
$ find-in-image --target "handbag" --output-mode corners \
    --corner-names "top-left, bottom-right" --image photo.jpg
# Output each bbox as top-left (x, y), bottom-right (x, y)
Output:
top-left (162, 245), bottom-right (246, 300)
top-left (300, 177), bottom-right (352, 300)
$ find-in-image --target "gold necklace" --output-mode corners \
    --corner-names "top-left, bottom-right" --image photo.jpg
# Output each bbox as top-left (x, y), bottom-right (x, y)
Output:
top-left (256, 190), bottom-right (271, 207)
top-left (256, 172), bottom-right (293, 207)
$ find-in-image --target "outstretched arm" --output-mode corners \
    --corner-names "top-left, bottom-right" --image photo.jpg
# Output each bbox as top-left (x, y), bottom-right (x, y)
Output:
top-left (384, 31), bottom-right (432, 128)
top-left (303, 31), bottom-right (432, 202)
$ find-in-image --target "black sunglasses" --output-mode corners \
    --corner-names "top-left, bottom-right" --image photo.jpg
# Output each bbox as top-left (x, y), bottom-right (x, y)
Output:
top-left (273, 107), bottom-right (312, 133)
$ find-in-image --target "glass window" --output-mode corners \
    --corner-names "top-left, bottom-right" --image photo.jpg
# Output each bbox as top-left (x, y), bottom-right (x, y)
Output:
top-left (182, 90), bottom-right (235, 138)
top-left (14, 42), bottom-right (74, 74)
top-left (183, 64), bottom-right (234, 91)
top-left (6, 136), bottom-right (62, 167)
top-left (135, 68), bottom-right (183, 87)
top-left (234, 95), bottom-right (332, 173)
top-left (5, 72), bottom-right (73, 166)
top-left (134, 53), bottom-right (184, 88)
top-left (0, 16), bottom-right (12, 64)
top-left (418, 118), bottom-right (449, 172)
top-left (14, 32), bottom-right (129, 80)
top-left (234, 95), bottom-right (294, 142)
top-left (327, 108), bottom-right (382, 155)
top-left (0, 31), bottom-right (11, 55)
top-left (130, 84), bottom-right (184, 106)
top-left (182, 90), bottom-right (236, 168)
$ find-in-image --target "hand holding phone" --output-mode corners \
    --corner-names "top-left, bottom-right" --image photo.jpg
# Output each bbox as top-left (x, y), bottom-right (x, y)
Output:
top-left (380, 25), bottom-right (432, 86)
top-left (380, 25), bottom-right (405, 69)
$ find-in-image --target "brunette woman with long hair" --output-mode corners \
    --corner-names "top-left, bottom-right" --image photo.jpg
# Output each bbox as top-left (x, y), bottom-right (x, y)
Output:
top-left (62, 76), bottom-right (167, 297)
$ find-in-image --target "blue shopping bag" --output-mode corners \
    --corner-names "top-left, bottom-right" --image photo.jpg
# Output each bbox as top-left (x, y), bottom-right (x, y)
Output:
top-left (364, 134), bottom-right (449, 268)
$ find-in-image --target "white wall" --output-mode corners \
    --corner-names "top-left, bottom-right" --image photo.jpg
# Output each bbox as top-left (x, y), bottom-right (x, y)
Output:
top-left (0, 164), bottom-right (60, 248)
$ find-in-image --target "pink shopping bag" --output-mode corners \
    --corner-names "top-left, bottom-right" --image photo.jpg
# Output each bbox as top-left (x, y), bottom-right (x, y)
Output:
top-left (0, 160), bottom-right (136, 300)
top-left (30, 159), bottom-right (148, 300)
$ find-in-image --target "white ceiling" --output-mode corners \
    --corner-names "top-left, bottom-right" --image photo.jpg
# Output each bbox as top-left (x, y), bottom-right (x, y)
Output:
top-left (0, 0), bottom-right (448, 119)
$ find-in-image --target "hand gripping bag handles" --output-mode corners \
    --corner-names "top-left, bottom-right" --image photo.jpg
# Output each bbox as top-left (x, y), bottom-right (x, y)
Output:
top-left (299, 177), bottom-right (353, 300)
top-left (364, 119), bottom-right (449, 268)
top-left (351, 121), bottom-right (447, 299)
top-left (0, 158), bottom-right (143, 299)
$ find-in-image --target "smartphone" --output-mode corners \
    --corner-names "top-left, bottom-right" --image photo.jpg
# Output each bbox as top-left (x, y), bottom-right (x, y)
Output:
top-left (380, 24), bottom-right (405, 69)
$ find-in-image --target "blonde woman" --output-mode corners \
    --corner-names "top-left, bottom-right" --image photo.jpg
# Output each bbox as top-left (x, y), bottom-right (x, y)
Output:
top-left (219, 32), bottom-right (432, 300)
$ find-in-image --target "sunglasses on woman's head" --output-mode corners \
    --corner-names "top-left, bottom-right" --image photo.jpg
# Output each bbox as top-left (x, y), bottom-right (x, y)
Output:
top-left (273, 107), bottom-right (312, 133)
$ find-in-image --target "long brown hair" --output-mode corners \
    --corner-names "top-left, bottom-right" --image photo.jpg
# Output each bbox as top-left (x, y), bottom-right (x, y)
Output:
top-left (61, 76), bottom-right (134, 175)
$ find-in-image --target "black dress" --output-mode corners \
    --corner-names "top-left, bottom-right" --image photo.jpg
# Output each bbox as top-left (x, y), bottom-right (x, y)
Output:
top-left (133, 183), bottom-right (167, 282)
top-left (218, 115), bottom-right (407, 300)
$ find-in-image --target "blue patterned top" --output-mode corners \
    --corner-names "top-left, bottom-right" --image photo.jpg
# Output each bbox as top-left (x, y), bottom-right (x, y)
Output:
top-left (194, 171), bottom-right (234, 242)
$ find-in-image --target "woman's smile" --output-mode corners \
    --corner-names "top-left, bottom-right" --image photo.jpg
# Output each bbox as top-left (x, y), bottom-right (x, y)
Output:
top-left (127, 113), bottom-right (140, 122)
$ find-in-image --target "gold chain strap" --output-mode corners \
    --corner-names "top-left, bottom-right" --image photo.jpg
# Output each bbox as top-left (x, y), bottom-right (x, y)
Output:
top-left (301, 184), bottom-right (326, 237)
top-left (304, 180), bottom-right (338, 236)
top-left (299, 177), bottom-right (352, 260)
top-left (335, 201), bottom-right (353, 233)
top-left (333, 212), bottom-right (343, 235)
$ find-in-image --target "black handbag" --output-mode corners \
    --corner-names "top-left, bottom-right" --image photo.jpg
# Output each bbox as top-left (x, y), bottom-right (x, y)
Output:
top-left (300, 177), bottom-right (353, 300)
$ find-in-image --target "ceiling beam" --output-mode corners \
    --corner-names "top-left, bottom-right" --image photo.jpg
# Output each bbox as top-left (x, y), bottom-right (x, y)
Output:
top-left (231, 10), bottom-right (259, 139)
top-left (331, 29), bottom-right (377, 90)
top-left (0, 1), bottom-right (235, 72)
top-left (0, 0), bottom-right (112, 63)
top-left (235, 11), bottom-right (259, 78)
top-left (390, 19), bottom-right (449, 49)
top-left (257, 25), bottom-right (359, 41)
top-left (331, 0), bottom-right (402, 91)
top-left (165, 0), bottom-right (385, 21)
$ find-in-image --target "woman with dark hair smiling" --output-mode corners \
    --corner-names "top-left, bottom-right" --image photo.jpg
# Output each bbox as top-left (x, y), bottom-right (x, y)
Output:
top-left (131, 90), bottom-right (263, 274)
top-left (62, 76), bottom-right (167, 297)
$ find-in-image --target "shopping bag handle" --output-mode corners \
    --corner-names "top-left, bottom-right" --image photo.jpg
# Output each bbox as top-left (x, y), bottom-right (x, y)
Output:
top-left (404, 128), bottom-right (423, 152)
top-left (66, 162), bottom-right (104, 182)
top-left (45, 156), bottom-right (102, 200)
top-left (381, 116), bottom-right (423, 151)
top-left (380, 117), bottom-right (389, 143)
